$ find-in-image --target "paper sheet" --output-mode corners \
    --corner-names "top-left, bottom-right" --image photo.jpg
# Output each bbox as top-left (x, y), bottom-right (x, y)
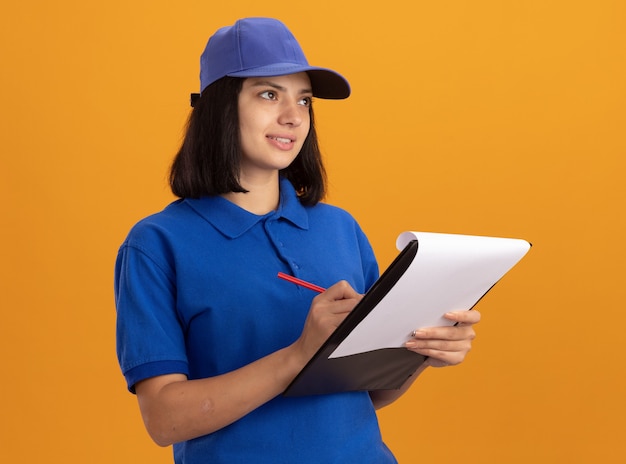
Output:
top-left (328, 231), bottom-right (530, 359)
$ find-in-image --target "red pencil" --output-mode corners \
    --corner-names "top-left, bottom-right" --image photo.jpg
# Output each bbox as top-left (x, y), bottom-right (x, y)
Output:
top-left (277, 272), bottom-right (326, 293)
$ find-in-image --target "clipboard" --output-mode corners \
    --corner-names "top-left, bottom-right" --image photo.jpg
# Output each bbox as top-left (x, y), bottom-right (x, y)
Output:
top-left (283, 231), bottom-right (531, 397)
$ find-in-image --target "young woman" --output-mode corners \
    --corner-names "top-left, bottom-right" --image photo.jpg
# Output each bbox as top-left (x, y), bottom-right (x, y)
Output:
top-left (115, 17), bottom-right (480, 463)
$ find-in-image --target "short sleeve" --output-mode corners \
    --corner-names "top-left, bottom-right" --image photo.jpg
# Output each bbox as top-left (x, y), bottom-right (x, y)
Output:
top-left (114, 240), bottom-right (189, 392)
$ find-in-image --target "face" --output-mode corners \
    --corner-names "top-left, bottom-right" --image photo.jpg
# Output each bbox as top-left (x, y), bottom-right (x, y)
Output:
top-left (237, 72), bottom-right (312, 182)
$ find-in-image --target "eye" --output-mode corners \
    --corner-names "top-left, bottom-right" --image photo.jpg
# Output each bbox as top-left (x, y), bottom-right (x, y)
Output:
top-left (298, 96), bottom-right (313, 107)
top-left (259, 90), bottom-right (277, 100)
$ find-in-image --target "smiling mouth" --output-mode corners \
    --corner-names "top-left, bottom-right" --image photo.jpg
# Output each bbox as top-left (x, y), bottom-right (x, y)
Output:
top-left (268, 136), bottom-right (294, 143)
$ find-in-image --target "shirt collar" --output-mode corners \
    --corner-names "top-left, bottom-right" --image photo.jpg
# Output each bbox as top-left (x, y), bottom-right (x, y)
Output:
top-left (183, 177), bottom-right (309, 239)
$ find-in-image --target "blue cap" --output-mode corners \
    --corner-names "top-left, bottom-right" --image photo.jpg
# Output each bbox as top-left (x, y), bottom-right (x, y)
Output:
top-left (199, 18), bottom-right (350, 99)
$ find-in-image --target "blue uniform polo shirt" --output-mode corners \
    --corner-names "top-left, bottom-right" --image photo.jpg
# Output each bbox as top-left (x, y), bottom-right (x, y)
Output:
top-left (115, 178), bottom-right (397, 463)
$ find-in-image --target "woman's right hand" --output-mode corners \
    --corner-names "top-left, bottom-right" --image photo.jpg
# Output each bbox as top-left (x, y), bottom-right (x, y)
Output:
top-left (291, 280), bottom-right (363, 364)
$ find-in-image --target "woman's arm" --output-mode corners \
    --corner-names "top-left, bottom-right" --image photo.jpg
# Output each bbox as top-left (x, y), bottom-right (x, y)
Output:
top-left (135, 281), bottom-right (362, 447)
top-left (369, 309), bottom-right (481, 409)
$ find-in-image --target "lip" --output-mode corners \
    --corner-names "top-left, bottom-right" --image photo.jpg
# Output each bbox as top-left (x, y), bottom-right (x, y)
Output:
top-left (266, 134), bottom-right (296, 150)
top-left (267, 134), bottom-right (296, 142)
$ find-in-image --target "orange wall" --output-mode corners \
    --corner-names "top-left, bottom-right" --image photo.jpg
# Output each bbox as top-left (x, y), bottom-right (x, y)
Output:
top-left (2, 1), bottom-right (624, 462)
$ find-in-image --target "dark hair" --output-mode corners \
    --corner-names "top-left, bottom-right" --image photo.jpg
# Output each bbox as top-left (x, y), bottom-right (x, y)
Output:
top-left (169, 76), bottom-right (327, 205)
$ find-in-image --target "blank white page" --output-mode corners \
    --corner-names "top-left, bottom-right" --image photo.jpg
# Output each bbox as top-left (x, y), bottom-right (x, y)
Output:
top-left (329, 231), bottom-right (531, 359)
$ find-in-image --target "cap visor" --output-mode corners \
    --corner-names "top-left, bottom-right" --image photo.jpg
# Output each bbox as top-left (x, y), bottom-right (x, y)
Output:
top-left (228, 64), bottom-right (350, 99)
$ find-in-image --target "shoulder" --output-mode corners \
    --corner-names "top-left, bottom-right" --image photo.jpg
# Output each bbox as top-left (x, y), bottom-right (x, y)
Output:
top-left (307, 201), bottom-right (359, 223)
top-left (117, 200), bottom-right (202, 268)
top-left (122, 200), bottom-right (193, 245)
top-left (305, 202), bottom-right (369, 238)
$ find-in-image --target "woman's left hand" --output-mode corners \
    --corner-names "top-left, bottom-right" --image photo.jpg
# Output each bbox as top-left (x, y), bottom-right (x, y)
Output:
top-left (405, 310), bottom-right (481, 368)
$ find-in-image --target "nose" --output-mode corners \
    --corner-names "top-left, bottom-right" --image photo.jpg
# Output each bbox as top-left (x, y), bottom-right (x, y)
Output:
top-left (277, 100), bottom-right (304, 127)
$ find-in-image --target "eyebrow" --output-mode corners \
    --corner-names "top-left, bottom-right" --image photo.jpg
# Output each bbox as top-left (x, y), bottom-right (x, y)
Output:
top-left (248, 79), bottom-right (313, 95)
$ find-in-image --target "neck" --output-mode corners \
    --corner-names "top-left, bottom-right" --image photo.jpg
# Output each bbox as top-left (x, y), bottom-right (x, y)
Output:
top-left (222, 173), bottom-right (280, 215)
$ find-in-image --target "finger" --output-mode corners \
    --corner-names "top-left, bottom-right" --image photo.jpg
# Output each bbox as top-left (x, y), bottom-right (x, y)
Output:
top-left (310, 293), bottom-right (360, 317)
top-left (412, 325), bottom-right (476, 341)
top-left (443, 309), bottom-right (481, 325)
top-left (406, 338), bottom-right (472, 353)
top-left (327, 298), bottom-right (360, 315)
top-left (320, 280), bottom-right (362, 302)
top-left (408, 340), bottom-right (473, 366)
top-left (416, 348), bottom-right (468, 367)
